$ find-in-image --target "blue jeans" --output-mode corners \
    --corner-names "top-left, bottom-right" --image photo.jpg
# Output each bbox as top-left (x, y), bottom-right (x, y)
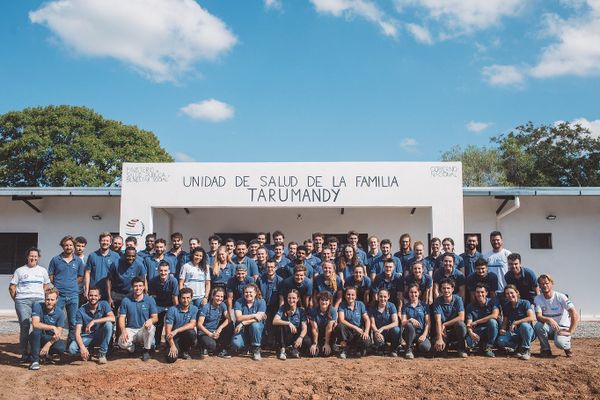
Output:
top-left (374, 326), bottom-right (401, 350)
top-left (29, 329), bottom-right (66, 363)
top-left (231, 321), bottom-right (264, 351)
top-left (534, 321), bottom-right (572, 351)
top-left (496, 323), bottom-right (535, 350)
top-left (56, 295), bottom-right (79, 343)
top-left (68, 322), bottom-right (113, 355)
top-left (14, 297), bottom-right (43, 357)
top-left (466, 319), bottom-right (499, 349)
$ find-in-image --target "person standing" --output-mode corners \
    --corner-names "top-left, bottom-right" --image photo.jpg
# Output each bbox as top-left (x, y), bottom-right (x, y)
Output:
top-left (484, 231), bottom-right (511, 294)
top-left (84, 232), bottom-right (120, 301)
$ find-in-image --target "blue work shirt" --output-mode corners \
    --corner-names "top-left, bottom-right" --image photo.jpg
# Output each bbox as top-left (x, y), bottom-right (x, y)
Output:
top-left (314, 274), bottom-right (343, 301)
top-left (344, 276), bottom-right (372, 302)
top-left (198, 302), bottom-right (228, 332)
top-left (32, 302), bottom-right (65, 335)
top-left (231, 256), bottom-right (259, 277)
top-left (433, 294), bottom-right (464, 323)
top-left (459, 251), bottom-right (483, 276)
top-left (435, 253), bottom-right (465, 272)
top-left (48, 254), bottom-right (85, 297)
top-left (275, 306), bottom-right (307, 328)
top-left (369, 302), bottom-right (398, 329)
top-left (339, 300), bottom-right (367, 328)
top-left (279, 277), bottom-right (313, 299)
top-left (309, 306), bottom-right (338, 334)
top-left (233, 298), bottom-right (267, 315)
top-left (502, 299), bottom-right (533, 325)
top-left (212, 263), bottom-right (235, 287)
top-left (144, 255), bottom-right (177, 280)
top-left (258, 273), bottom-right (283, 310)
top-left (369, 255), bottom-right (402, 276)
top-left (433, 268), bottom-right (466, 294)
top-left (406, 257), bottom-right (435, 274)
top-left (119, 294), bottom-right (158, 329)
top-left (108, 258), bottom-right (146, 295)
top-left (85, 249), bottom-right (121, 296)
top-left (75, 300), bottom-right (113, 333)
top-left (466, 272), bottom-right (499, 296)
top-left (372, 273), bottom-right (404, 303)
top-left (393, 250), bottom-right (415, 273)
top-left (148, 275), bottom-right (179, 308)
top-left (403, 274), bottom-right (433, 297)
top-left (466, 298), bottom-right (499, 323)
top-left (504, 267), bottom-right (538, 302)
top-left (226, 276), bottom-right (255, 303)
top-left (401, 301), bottom-right (429, 335)
top-left (165, 304), bottom-right (198, 331)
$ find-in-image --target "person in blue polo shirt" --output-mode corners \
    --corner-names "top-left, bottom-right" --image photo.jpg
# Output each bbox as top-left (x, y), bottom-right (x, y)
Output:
top-left (345, 264), bottom-right (372, 305)
top-left (393, 233), bottom-right (414, 275)
top-left (29, 288), bottom-right (66, 370)
top-left (433, 278), bottom-right (468, 358)
top-left (337, 245), bottom-right (362, 284)
top-left (372, 259), bottom-right (404, 308)
top-left (226, 265), bottom-right (254, 317)
top-left (365, 236), bottom-right (382, 272)
top-left (369, 239), bottom-right (402, 279)
top-left (84, 232), bottom-right (121, 301)
top-left (231, 283), bottom-right (267, 361)
top-left (144, 238), bottom-right (176, 280)
top-left (369, 288), bottom-right (401, 357)
top-left (273, 289), bottom-right (311, 360)
top-left (211, 245), bottom-right (235, 289)
top-left (466, 258), bottom-right (498, 302)
top-left (401, 283), bottom-right (431, 359)
top-left (437, 238), bottom-right (465, 272)
top-left (465, 284), bottom-right (499, 357)
top-left (257, 260), bottom-right (283, 346)
top-left (231, 241), bottom-right (259, 281)
top-left (138, 233), bottom-right (155, 259)
top-left (68, 287), bottom-right (115, 364)
top-left (118, 277), bottom-right (158, 361)
top-left (460, 234), bottom-right (482, 277)
top-left (403, 261), bottom-right (433, 305)
top-left (496, 284), bottom-right (536, 360)
top-left (308, 291), bottom-right (338, 357)
top-left (433, 254), bottom-right (466, 301)
top-left (279, 265), bottom-right (313, 309)
top-left (504, 253), bottom-right (539, 304)
top-left (164, 287), bottom-right (198, 363)
top-left (336, 286), bottom-right (371, 359)
top-left (148, 261), bottom-right (179, 349)
top-left (106, 247), bottom-right (146, 312)
top-left (313, 261), bottom-right (343, 308)
top-left (48, 235), bottom-right (85, 344)
top-left (347, 230), bottom-right (368, 265)
top-left (406, 241), bottom-right (434, 276)
top-left (167, 232), bottom-right (188, 279)
top-left (272, 243), bottom-right (290, 273)
top-left (197, 287), bottom-right (232, 358)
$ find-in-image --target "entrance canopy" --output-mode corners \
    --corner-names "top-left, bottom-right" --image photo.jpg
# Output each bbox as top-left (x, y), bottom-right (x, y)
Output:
top-left (120, 162), bottom-right (464, 251)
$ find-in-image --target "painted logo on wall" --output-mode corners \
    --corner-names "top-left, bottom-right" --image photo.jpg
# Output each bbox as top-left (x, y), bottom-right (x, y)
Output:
top-left (125, 218), bottom-right (145, 237)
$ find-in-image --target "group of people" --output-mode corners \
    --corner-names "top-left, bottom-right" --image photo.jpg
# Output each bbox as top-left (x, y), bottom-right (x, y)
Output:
top-left (8, 229), bottom-right (578, 370)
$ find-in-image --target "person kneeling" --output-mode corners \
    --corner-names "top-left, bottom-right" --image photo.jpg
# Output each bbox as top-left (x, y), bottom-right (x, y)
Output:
top-left (496, 284), bottom-right (536, 360)
top-left (165, 288), bottom-right (198, 363)
top-left (68, 287), bottom-right (115, 364)
top-left (465, 284), bottom-right (499, 357)
top-left (273, 289), bottom-right (311, 360)
top-left (369, 288), bottom-right (401, 357)
top-left (433, 278), bottom-right (468, 358)
top-left (335, 286), bottom-right (371, 359)
top-left (29, 288), bottom-right (66, 370)
top-left (197, 287), bottom-right (232, 359)
top-left (231, 284), bottom-right (267, 361)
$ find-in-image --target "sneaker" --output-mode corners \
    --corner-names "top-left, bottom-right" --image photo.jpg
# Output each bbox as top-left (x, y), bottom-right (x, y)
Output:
top-left (564, 348), bottom-right (573, 357)
top-left (199, 349), bottom-right (208, 359)
top-left (217, 349), bottom-right (231, 359)
top-left (405, 349), bottom-right (414, 359)
top-left (98, 353), bottom-right (107, 364)
top-left (29, 361), bottom-right (40, 371)
top-left (142, 351), bottom-right (151, 362)
top-left (390, 351), bottom-right (398, 358)
top-left (339, 350), bottom-right (347, 360)
top-left (278, 349), bottom-right (287, 360)
top-left (290, 348), bottom-right (300, 358)
top-left (181, 352), bottom-right (192, 360)
top-left (483, 347), bottom-right (495, 358)
top-left (516, 349), bottom-right (531, 360)
top-left (502, 346), bottom-right (515, 354)
top-left (252, 348), bottom-right (262, 361)
top-left (458, 351), bottom-right (469, 358)
top-left (540, 349), bottom-right (553, 358)
top-left (360, 348), bottom-right (367, 357)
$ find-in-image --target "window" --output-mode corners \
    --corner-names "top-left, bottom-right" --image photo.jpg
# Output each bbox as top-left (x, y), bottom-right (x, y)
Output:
top-left (530, 233), bottom-right (552, 249)
top-left (0, 233), bottom-right (39, 275)
top-left (464, 233), bottom-right (482, 253)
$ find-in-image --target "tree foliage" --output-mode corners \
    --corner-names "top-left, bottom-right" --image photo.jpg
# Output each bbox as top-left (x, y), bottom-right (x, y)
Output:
top-left (493, 122), bottom-right (600, 186)
top-left (441, 144), bottom-right (507, 186)
top-left (0, 105), bottom-right (173, 186)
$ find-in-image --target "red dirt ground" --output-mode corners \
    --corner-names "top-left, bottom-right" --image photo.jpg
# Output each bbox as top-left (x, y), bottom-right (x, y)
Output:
top-left (0, 335), bottom-right (599, 400)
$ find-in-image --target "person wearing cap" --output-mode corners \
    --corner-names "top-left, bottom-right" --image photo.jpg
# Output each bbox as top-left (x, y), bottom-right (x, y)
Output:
top-left (148, 261), bottom-right (179, 349)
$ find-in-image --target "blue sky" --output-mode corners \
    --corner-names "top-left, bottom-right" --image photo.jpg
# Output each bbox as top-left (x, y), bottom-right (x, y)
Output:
top-left (1, 0), bottom-right (599, 162)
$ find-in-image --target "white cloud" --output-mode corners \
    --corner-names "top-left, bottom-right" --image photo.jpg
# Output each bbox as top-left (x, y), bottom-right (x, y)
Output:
top-left (467, 121), bottom-right (491, 133)
top-left (570, 117), bottom-right (600, 138)
top-left (29, 0), bottom-right (237, 82)
top-left (174, 152), bottom-right (196, 162)
top-left (482, 64), bottom-right (525, 87)
top-left (394, 0), bottom-right (525, 37)
top-left (264, 0), bottom-right (282, 10)
top-left (309, 0), bottom-right (399, 37)
top-left (399, 137), bottom-right (418, 152)
top-left (405, 23), bottom-right (433, 44)
top-left (180, 99), bottom-right (235, 122)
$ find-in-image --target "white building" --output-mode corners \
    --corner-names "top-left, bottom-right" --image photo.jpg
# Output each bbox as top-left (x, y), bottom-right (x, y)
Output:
top-left (1, 162), bottom-right (599, 319)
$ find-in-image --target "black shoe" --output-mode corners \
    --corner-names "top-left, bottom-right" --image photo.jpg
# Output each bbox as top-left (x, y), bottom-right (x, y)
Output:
top-left (181, 352), bottom-right (191, 360)
top-left (217, 349), bottom-right (231, 359)
top-left (142, 351), bottom-right (151, 361)
top-left (199, 349), bottom-right (208, 359)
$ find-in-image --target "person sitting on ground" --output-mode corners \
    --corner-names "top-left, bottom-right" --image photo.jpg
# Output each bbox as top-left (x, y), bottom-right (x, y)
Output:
top-left (164, 287), bottom-right (198, 363)
top-left (465, 284), bottom-right (499, 357)
top-left (369, 288), bottom-right (401, 357)
top-left (432, 278), bottom-right (468, 358)
top-left (29, 288), bottom-right (66, 371)
top-left (308, 291), bottom-right (338, 357)
top-left (336, 286), bottom-right (371, 359)
top-left (273, 289), bottom-right (311, 360)
top-left (400, 283), bottom-right (431, 359)
top-left (496, 284), bottom-right (536, 360)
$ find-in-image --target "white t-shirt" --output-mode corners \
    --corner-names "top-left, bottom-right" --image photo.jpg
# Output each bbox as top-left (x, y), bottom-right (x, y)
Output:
top-left (483, 248), bottom-right (511, 292)
top-left (10, 265), bottom-right (50, 300)
top-left (534, 291), bottom-right (574, 328)
top-left (179, 263), bottom-right (211, 299)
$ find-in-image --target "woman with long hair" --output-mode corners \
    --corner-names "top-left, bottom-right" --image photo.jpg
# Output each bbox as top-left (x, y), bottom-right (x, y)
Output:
top-left (313, 261), bottom-right (343, 308)
top-left (335, 286), bottom-right (371, 359)
top-left (211, 246), bottom-right (235, 289)
top-left (337, 245), bottom-right (361, 285)
top-left (308, 291), bottom-right (337, 357)
top-left (179, 247), bottom-right (211, 307)
top-left (273, 289), bottom-right (311, 360)
top-left (197, 287), bottom-right (232, 358)
top-left (401, 283), bottom-right (432, 359)
top-left (496, 284), bottom-right (536, 360)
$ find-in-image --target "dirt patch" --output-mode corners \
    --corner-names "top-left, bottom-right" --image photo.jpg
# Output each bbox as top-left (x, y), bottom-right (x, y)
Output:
top-left (1, 335), bottom-right (599, 400)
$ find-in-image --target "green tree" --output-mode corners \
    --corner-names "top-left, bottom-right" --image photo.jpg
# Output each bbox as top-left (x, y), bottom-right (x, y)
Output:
top-left (441, 144), bottom-right (507, 186)
top-left (493, 122), bottom-right (600, 186)
top-left (0, 105), bottom-right (173, 186)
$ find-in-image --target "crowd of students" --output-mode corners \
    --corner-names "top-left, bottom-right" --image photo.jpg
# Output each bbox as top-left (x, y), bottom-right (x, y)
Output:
top-left (8, 229), bottom-right (578, 370)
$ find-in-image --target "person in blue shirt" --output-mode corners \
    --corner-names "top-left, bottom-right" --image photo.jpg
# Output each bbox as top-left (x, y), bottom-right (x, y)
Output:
top-left (504, 253), bottom-right (539, 304)
top-left (48, 235), bottom-right (85, 344)
top-left (231, 283), bottom-right (267, 361)
top-left (314, 261), bottom-right (343, 308)
top-left (197, 287), bottom-right (232, 358)
top-left (111, 235), bottom-right (124, 255)
top-left (496, 284), bottom-right (536, 360)
top-left (279, 265), bottom-right (313, 309)
top-left (28, 288), bottom-right (66, 370)
top-left (164, 287), bottom-right (198, 363)
top-left (143, 238), bottom-right (176, 280)
top-left (433, 278), bottom-right (468, 358)
top-left (308, 291), bottom-right (338, 357)
top-left (369, 239), bottom-right (402, 279)
top-left (272, 243), bottom-right (291, 273)
top-left (232, 241), bottom-right (260, 281)
top-left (369, 288), bottom-right (401, 356)
top-left (433, 254), bottom-right (466, 301)
top-left (226, 265), bottom-right (255, 315)
top-left (68, 287), bottom-right (115, 364)
top-left (403, 261), bottom-right (433, 305)
top-left (346, 230), bottom-right (368, 265)
top-left (393, 233), bottom-right (414, 275)
top-left (106, 247), bottom-right (146, 312)
top-left (255, 247), bottom-right (269, 275)
top-left (425, 237), bottom-right (442, 273)
top-left (211, 245), bottom-right (235, 289)
top-left (138, 233), bottom-right (156, 259)
top-left (406, 241), bottom-right (435, 277)
top-left (466, 258), bottom-right (499, 302)
top-left (148, 261), bottom-right (179, 349)
top-left (401, 283), bottom-right (431, 359)
top-left (436, 238), bottom-right (465, 272)
top-left (337, 245), bottom-right (362, 285)
top-left (118, 277), bottom-right (158, 361)
top-left (344, 264), bottom-right (372, 305)
top-left (314, 246), bottom-right (336, 276)
top-left (460, 234), bottom-right (482, 277)
top-left (206, 235), bottom-right (222, 266)
top-left (167, 232), bottom-right (188, 279)
top-left (372, 259), bottom-right (404, 308)
top-left (336, 286), bottom-right (371, 359)
top-left (465, 284), bottom-right (500, 357)
top-left (365, 236), bottom-right (382, 271)
top-left (84, 232), bottom-right (121, 300)
top-left (258, 259), bottom-right (283, 347)
top-left (273, 289), bottom-right (311, 360)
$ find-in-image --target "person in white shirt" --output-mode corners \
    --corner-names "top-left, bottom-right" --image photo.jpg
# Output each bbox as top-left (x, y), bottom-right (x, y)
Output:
top-left (534, 274), bottom-right (578, 357)
top-left (483, 231), bottom-right (511, 294)
top-left (179, 247), bottom-right (211, 308)
top-left (8, 247), bottom-right (50, 362)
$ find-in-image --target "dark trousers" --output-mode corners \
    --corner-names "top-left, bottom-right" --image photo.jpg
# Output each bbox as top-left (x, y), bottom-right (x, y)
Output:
top-left (402, 323), bottom-right (432, 353)
top-left (154, 309), bottom-right (167, 347)
top-left (29, 330), bottom-right (66, 363)
top-left (198, 325), bottom-right (233, 353)
top-left (278, 325), bottom-right (312, 353)
top-left (335, 324), bottom-right (370, 351)
top-left (436, 321), bottom-right (467, 352)
top-left (166, 330), bottom-right (197, 363)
